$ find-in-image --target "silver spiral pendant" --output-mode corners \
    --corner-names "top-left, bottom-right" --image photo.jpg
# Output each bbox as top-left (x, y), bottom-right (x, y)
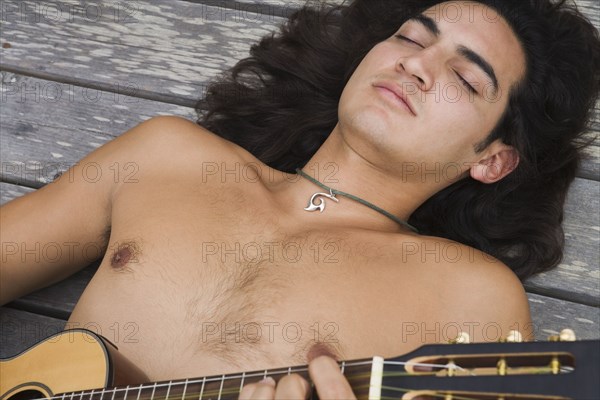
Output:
top-left (304, 189), bottom-right (339, 213)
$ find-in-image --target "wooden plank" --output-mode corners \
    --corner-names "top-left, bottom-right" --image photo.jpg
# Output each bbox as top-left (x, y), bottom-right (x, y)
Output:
top-left (4, 263), bottom-right (100, 321)
top-left (575, 0), bottom-right (600, 28)
top-left (0, 0), bottom-right (286, 107)
top-left (0, 73), bottom-right (196, 188)
top-left (528, 293), bottom-right (599, 341)
top-left (0, 182), bottom-right (34, 204)
top-left (524, 178), bottom-right (600, 306)
top-left (181, 0), bottom-right (327, 18)
top-left (185, 0), bottom-right (319, 8)
top-left (0, 307), bottom-right (66, 358)
top-left (579, 139), bottom-right (599, 181)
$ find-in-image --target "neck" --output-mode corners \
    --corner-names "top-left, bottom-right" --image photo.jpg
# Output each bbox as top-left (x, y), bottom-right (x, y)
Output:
top-left (58, 359), bottom-right (377, 400)
top-left (265, 124), bottom-right (446, 234)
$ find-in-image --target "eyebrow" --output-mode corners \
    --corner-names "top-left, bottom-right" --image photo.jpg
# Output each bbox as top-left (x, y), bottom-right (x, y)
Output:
top-left (409, 14), bottom-right (499, 95)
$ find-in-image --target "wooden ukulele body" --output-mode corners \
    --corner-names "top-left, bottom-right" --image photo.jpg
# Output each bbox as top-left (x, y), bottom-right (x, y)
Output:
top-left (0, 329), bottom-right (147, 400)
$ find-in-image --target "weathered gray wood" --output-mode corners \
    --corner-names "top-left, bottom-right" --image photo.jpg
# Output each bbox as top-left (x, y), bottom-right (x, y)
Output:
top-left (0, 307), bottom-right (66, 358)
top-left (0, 182), bottom-right (34, 204)
top-left (182, 0), bottom-right (333, 19)
top-left (528, 293), bottom-right (599, 341)
top-left (524, 178), bottom-right (600, 306)
top-left (0, 0), bottom-right (286, 107)
top-left (0, 73), bottom-right (196, 188)
top-left (574, 0), bottom-right (600, 29)
top-left (6, 263), bottom-right (100, 320)
top-left (579, 140), bottom-right (599, 181)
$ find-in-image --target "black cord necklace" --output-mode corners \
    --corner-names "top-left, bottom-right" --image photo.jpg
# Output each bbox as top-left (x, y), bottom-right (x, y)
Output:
top-left (295, 169), bottom-right (419, 233)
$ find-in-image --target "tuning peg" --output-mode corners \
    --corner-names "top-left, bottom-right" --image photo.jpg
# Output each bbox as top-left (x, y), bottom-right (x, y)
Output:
top-left (506, 330), bottom-right (523, 343)
top-left (448, 332), bottom-right (470, 344)
top-left (548, 328), bottom-right (577, 342)
top-left (497, 357), bottom-right (508, 376)
top-left (559, 328), bottom-right (576, 341)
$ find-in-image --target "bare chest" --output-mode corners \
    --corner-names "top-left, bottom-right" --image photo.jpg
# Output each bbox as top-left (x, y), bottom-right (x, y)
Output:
top-left (67, 181), bottom-right (423, 381)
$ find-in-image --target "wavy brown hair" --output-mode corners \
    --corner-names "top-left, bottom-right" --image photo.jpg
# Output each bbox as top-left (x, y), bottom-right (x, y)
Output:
top-left (196, 0), bottom-right (600, 280)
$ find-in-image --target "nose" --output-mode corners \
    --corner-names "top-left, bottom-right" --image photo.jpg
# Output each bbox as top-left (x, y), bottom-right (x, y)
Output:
top-left (396, 51), bottom-right (436, 92)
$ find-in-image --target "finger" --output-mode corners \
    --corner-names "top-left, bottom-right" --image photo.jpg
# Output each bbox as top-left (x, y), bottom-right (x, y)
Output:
top-left (239, 378), bottom-right (276, 400)
top-left (309, 356), bottom-right (357, 400)
top-left (274, 374), bottom-right (310, 400)
top-left (239, 382), bottom-right (257, 400)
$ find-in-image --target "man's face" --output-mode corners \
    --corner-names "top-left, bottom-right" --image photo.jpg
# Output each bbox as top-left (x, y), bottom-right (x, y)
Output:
top-left (337, 1), bottom-right (526, 178)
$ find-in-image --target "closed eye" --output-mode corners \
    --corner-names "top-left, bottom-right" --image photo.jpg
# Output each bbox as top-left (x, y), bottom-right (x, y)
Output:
top-left (395, 34), bottom-right (424, 48)
top-left (455, 72), bottom-right (477, 94)
top-left (396, 33), bottom-right (478, 95)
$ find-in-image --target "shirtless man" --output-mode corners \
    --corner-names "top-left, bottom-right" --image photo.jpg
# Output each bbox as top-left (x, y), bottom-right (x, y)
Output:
top-left (2, 0), bottom-right (597, 389)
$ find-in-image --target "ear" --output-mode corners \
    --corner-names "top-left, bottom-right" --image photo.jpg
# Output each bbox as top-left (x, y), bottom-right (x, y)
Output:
top-left (470, 141), bottom-right (520, 184)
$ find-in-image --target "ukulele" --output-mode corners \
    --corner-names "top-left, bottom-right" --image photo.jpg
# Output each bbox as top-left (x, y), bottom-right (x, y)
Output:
top-left (1, 328), bottom-right (598, 400)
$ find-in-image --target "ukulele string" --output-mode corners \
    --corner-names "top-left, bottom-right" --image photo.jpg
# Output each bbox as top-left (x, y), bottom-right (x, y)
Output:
top-left (32, 359), bottom-right (497, 400)
top-left (161, 363), bottom-right (559, 400)
top-left (379, 390), bottom-right (487, 400)
top-left (384, 360), bottom-right (473, 375)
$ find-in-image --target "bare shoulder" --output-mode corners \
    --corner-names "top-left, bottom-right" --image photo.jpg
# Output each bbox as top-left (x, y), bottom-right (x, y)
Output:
top-left (397, 234), bottom-right (534, 342)
top-left (106, 116), bottom-right (257, 183)
top-left (116, 116), bottom-right (244, 164)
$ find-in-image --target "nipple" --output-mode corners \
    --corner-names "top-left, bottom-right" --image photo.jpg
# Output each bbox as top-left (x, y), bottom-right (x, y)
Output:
top-left (110, 242), bottom-right (138, 269)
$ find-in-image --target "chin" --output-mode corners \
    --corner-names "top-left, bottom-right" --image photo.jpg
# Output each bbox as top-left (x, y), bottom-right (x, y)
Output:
top-left (343, 105), bottom-right (393, 135)
top-left (341, 110), bottom-right (402, 157)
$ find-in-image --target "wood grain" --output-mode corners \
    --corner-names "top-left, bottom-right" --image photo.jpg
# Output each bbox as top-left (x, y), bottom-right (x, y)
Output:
top-left (0, 0), bottom-right (285, 106)
top-left (524, 178), bottom-right (600, 306)
top-left (527, 293), bottom-right (599, 341)
top-left (0, 73), bottom-right (196, 188)
top-left (0, 308), bottom-right (66, 358)
top-left (0, 329), bottom-right (109, 395)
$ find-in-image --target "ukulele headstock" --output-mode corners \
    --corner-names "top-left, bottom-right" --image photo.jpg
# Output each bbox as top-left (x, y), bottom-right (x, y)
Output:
top-left (378, 328), bottom-right (599, 400)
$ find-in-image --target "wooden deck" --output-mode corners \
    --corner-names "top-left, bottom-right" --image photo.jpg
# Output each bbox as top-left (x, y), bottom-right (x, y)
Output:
top-left (1, 0), bottom-right (598, 358)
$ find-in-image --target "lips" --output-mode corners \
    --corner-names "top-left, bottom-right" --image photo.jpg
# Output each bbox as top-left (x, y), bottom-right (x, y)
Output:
top-left (373, 82), bottom-right (417, 116)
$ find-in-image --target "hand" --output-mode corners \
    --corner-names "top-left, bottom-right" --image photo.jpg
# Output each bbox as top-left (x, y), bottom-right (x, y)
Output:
top-left (239, 355), bottom-right (357, 399)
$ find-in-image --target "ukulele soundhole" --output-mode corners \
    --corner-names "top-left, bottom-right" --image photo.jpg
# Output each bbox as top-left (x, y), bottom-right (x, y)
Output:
top-left (6, 389), bottom-right (47, 400)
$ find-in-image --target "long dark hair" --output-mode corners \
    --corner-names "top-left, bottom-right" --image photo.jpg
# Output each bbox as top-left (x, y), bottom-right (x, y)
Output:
top-left (196, 0), bottom-right (600, 280)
